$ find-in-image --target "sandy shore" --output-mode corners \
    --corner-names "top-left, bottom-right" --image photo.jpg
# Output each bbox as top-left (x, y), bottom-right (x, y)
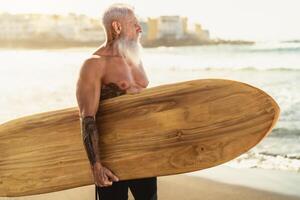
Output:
top-left (1, 166), bottom-right (300, 200)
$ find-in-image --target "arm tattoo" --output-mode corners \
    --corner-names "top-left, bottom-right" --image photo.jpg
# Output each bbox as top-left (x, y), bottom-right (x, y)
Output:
top-left (80, 116), bottom-right (100, 166)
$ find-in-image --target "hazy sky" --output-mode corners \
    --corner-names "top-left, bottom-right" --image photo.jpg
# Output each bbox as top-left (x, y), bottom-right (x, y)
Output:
top-left (0, 0), bottom-right (299, 41)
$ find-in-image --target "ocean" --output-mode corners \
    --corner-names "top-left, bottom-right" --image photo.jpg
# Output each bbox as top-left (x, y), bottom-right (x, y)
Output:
top-left (0, 41), bottom-right (299, 172)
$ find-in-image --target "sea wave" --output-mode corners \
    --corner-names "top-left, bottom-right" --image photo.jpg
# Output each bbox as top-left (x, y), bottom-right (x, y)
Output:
top-left (226, 151), bottom-right (300, 172)
top-left (246, 47), bottom-right (300, 53)
top-left (269, 128), bottom-right (300, 138)
top-left (201, 66), bottom-right (300, 71)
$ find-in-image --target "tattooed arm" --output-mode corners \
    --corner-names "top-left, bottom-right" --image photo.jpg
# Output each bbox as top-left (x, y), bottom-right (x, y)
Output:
top-left (80, 115), bottom-right (100, 166)
top-left (76, 57), bottom-right (119, 187)
top-left (76, 57), bottom-right (102, 166)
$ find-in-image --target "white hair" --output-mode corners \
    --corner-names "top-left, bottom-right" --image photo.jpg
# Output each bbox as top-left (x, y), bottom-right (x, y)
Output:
top-left (101, 3), bottom-right (135, 35)
top-left (116, 37), bottom-right (142, 66)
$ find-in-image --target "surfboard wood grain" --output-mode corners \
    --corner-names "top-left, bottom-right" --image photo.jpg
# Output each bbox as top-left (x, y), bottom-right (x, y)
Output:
top-left (0, 78), bottom-right (280, 197)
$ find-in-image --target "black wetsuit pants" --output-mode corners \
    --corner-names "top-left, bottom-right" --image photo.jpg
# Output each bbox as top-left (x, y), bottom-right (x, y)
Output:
top-left (95, 177), bottom-right (157, 200)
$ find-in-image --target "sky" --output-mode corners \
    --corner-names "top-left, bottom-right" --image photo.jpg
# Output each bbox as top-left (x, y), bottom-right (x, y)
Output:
top-left (0, 0), bottom-right (299, 41)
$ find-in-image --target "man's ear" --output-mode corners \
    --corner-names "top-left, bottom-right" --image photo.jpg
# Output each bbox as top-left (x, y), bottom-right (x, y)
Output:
top-left (112, 21), bottom-right (122, 34)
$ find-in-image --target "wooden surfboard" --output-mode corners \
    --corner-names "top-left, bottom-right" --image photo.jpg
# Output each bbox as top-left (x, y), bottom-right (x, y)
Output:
top-left (0, 78), bottom-right (280, 197)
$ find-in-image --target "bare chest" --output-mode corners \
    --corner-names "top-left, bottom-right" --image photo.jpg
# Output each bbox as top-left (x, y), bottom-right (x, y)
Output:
top-left (101, 62), bottom-right (148, 94)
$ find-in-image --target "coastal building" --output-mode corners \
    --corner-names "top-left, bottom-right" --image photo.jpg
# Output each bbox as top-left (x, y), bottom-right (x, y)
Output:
top-left (0, 13), bottom-right (211, 46)
top-left (83, 18), bottom-right (105, 42)
top-left (72, 14), bottom-right (105, 42)
top-left (0, 13), bottom-right (36, 40)
top-left (143, 16), bottom-right (208, 42)
top-left (194, 23), bottom-right (210, 41)
top-left (157, 16), bottom-right (185, 39)
top-left (0, 13), bottom-right (105, 42)
top-left (146, 18), bottom-right (158, 41)
top-left (182, 17), bottom-right (188, 35)
top-left (139, 20), bottom-right (148, 40)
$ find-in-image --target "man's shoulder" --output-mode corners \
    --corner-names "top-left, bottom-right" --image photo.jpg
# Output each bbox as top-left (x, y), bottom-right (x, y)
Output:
top-left (80, 55), bottom-right (106, 75)
top-left (83, 55), bottom-right (106, 67)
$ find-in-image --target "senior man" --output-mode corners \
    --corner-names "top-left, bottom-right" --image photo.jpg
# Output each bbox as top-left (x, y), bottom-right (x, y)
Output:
top-left (76, 3), bottom-right (157, 200)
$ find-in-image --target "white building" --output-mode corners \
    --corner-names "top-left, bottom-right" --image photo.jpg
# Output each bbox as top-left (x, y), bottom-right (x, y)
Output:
top-left (157, 16), bottom-right (185, 39)
top-left (74, 15), bottom-right (105, 42)
top-left (0, 13), bottom-right (105, 42)
top-left (0, 13), bottom-right (36, 40)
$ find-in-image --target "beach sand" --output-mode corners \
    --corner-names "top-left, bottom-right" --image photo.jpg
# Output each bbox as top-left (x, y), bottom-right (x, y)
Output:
top-left (1, 166), bottom-right (299, 200)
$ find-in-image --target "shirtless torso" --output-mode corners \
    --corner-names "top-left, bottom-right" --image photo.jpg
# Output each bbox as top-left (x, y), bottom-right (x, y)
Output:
top-left (76, 50), bottom-right (149, 115)
top-left (75, 45), bottom-right (150, 186)
top-left (93, 48), bottom-right (149, 95)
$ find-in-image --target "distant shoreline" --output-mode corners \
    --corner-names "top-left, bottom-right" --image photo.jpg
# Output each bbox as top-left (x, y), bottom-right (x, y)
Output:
top-left (281, 40), bottom-right (300, 43)
top-left (0, 38), bottom-right (254, 49)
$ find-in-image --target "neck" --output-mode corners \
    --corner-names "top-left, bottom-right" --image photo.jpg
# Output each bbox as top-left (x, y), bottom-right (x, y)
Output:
top-left (96, 38), bottom-right (141, 66)
top-left (95, 40), bottom-right (122, 57)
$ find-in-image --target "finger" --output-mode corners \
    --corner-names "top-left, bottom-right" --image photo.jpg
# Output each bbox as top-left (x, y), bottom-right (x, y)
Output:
top-left (105, 181), bottom-right (113, 186)
top-left (96, 170), bottom-right (104, 186)
top-left (103, 173), bottom-right (113, 185)
top-left (99, 179), bottom-right (112, 187)
top-left (99, 169), bottom-right (105, 180)
top-left (106, 170), bottom-right (119, 182)
top-left (101, 170), bottom-right (109, 182)
top-left (101, 184), bottom-right (111, 187)
top-left (95, 181), bottom-right (103, 187)
top-left (104, 168), bottom-right (118, 181)
top-left (100, 170), bottom-right (112, 186)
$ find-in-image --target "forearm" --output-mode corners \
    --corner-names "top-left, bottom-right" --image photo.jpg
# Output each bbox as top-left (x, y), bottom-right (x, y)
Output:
top-left (80, 116), bottom-right (101, 166)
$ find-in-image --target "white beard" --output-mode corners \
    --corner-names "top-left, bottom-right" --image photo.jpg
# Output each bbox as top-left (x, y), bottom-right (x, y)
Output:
top-left (115, 36), bottom-right (143, 66)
